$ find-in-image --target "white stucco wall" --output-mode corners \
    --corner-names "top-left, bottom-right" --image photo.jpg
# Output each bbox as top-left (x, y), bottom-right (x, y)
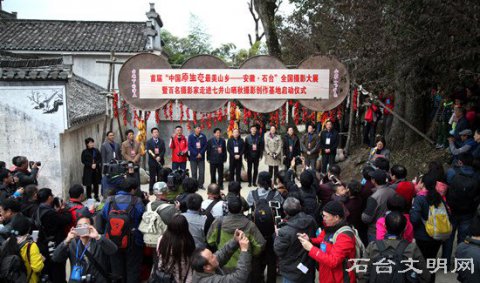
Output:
top-left (0, 85), bottom-right (67, 195)
top-left (71, 54), bottom-right (132, 89)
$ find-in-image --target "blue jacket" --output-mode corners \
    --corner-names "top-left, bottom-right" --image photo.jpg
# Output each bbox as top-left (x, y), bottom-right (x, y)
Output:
top-left (102, 191), bottom-right (145, 246)
top-left (188, 133), bottom-right (208, 161)
top-left (446, 165), bottom-right (479, 185)
top-left (206, 137), bottom-right (227, 165)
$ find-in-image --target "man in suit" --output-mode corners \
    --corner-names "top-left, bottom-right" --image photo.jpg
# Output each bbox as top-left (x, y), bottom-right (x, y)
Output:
top-left (300, 124), bottom-right (320, 169)
top-left (207, 128), bottom-right (227, 188)
top-left (227, 128), bottom-right (245, 183)
top-left (121, 129), bottom-right (141, 184)
top-left (319, 120), bottom-right (339, 173)
top-left (283, 126), bottom-right (301, 169)
top-left (100, 131), bottom-right (121, 165)
top-left (188, 125), bottom-right (208, 190)
top-left (146, 127), bottom-right (166, 195)
top-left (244, 125), bottom-right (264, 187)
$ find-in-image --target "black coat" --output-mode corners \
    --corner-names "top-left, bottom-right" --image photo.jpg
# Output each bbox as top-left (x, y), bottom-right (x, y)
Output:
top-left (319, 129), bottom-right (339, 153)
top-left (35, 204), bottom-right (72, 255)
top-left (244, 134), bottom-right (264, 161)
top-left (227, 137), bottom-right (245, 162)
top-left (282, 134), bottom-right (301, 161)
top-left (81, 148), bottom-right (102, 186)
top-left (146, 138), bottom-right (166, 167)
top-left (206, 138), bottom-right (227, 165)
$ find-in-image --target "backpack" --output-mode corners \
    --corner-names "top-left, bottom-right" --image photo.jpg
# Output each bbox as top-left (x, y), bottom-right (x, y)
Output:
top-left (0, 240), bottom-right (31, 283)
top-left (424, 202), bottom-right (452, 241)
top-left (105, 196), bottom-right (136, 249)
top-left (139, 202), bottom-right (170, 248)
top-left (65, 202), bottom-right (89, 232)
top-left (332, 225), bottom-right (366, 260)
top-left (301, 189), bottom-right (322, 224)
top-left (368, 240), bottom-right (419, 283)
top-left (448, 171), bottom-right (479, 214)
top-left (252, 190), bottom-right (276, 239)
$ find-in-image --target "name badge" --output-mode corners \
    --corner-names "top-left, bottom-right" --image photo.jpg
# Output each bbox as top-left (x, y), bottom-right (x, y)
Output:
top-left (234, 146), bottom-right (239, 153)
top-left (289, 145), bottom-right (293, 152)
top-left (217, 146), bottom-right (223, 154)
top-left (113, 152), bottom-right (116, 158)
top-left (326, 138), bottom-right (331, 145)
top-left (154, 148), bottom-right (159, 155)
top-left (130, 150), bottom-right (136, 157)
top-left (196, 141), bottom-right (201, 149)
top-left (252, 144), bottom-right (257, 151)
top-left (308, 142), bottom-right (311, 149)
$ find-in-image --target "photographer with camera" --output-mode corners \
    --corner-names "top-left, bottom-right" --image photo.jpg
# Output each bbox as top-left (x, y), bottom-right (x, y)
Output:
top-left (146, 127), bottom-right (166, 195)
top-left (34, 188), bottom-right (72, 283)
top-left (264, 125), bottom-right (283, 185)
top-left (53, 216), bottom-right (118, 283)
top-left (121, 129), bottom-right (141, 184)
top-left (13, 156), bottom-right (39, 187)
top-left (170, 125), bottom-right (189, 171)
top-left (0, 167), bottom-right (18, 202)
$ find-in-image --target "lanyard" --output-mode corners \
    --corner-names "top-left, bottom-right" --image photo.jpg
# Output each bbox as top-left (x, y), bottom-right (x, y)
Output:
top-left (233, 138), bottom-right (238, 146)
top-left (75, 239), bottom-right (91, 264)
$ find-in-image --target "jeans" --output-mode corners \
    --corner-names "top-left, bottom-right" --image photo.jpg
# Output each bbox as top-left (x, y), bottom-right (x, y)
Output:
top-left (148, 162), bottom-right (162, 194)
top-left (442, 213), bottom-right (473, 266)
top-left (190, 159), bottom-right (205, 187)
top-left (210, 163), bottom-right (224, 187)
top-left (172, 162), bottom-right (186, 171)
top-left (247, 158), bottom-right (260, 185)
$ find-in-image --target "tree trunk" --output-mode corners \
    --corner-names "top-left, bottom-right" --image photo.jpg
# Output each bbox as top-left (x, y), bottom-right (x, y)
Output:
top-left (254, 0), bottom-right (282, 58)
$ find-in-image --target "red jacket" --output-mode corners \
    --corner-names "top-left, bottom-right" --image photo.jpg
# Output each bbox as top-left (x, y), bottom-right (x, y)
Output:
top-left (309, 228), bottom-right (357, 283)
top-left (169, 135), bottom-right (188, 163)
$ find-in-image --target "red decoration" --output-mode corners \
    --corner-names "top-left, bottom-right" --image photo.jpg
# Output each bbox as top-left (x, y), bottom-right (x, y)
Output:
top-left (179, 101), bottom-right (184, 123)
top-left (155, 109), bottom-right (160, 125)
top-left (145, 111), bottom-right (151, 122)
top-left (121, 99), bottom-right (128, 126)
top-left (281, 103), bottom-right (287, 126)
top-left (112, 92), bottom-right (119, 118)
top-left (207, 113), bottom-right (213, 129)
top-left (193, 111), bottom-right (198, 125)
top-left (301, 106), bottom-right (308, 123)
top-left (186, 121), bottom-right (192, 131)
top-left (133, 109), bottom-right (139, 128)
top-left (168, 101), bottom-right (173, 121)
top-left (186, 107), bottom-right (190, 121)
top-left (200, 113), bottom-right (206, 130)
top-left (353, 88), bottom-right (358, 111)
top-left (293, 102), bottom-right (300, 125)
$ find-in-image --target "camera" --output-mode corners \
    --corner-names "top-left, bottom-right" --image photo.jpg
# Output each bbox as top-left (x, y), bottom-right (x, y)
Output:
top-left (81, 274), bottom-right (95, 282)
top-left (167, 169), bottom-right (189, 191)
top-left (29, 161), bottom-right (41, 168)
top-left (294, 156), bottom-right (303, 166)
top-left (104, 160), bottom-right (138, 179)
top-left (53, 197), bottom-right (63, 208)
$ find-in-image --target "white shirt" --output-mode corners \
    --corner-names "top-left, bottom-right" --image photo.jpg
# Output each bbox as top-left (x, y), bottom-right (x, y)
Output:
top-left (201, 199), bottom-right (225, 218)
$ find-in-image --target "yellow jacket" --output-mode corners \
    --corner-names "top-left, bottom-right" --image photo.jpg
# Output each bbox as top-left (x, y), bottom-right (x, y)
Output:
top-left (19, 241), bottom-right (44, 283)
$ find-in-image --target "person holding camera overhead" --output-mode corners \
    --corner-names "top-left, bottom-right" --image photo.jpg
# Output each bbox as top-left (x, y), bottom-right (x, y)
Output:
top-left (121, 129), bottom-right (142, 184)
top-left (81, 138), bottom-right (102, 201)
top-left (53, 216), bottom-right (118, 283)
top-left (264, 125), bottom-right (283, 184)
top-left (206, 128), bottom-right (227, 188)
top-left (170, 125), bottom-right (188, 171)
top-left (13, 156), bottom-right (39, 187)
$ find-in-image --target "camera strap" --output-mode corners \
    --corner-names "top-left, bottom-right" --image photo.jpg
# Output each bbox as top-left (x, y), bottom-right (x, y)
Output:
top-left (84, 248), bottom-right (121, 283)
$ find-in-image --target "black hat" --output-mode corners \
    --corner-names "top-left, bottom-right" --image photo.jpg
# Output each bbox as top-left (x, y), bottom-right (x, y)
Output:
top-left (369, 169), bottom-right (388, 183)
top-left (322, 201), bottom-right (345, 218)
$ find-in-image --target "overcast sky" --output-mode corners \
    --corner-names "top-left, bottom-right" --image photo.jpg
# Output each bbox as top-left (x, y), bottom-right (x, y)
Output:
top-left (3, 0), bottom-right (293, 50)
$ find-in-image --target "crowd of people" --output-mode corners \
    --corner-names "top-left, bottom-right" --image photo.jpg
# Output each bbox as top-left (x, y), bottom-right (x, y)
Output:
top-left (0, 104), bottom-right (479, 283)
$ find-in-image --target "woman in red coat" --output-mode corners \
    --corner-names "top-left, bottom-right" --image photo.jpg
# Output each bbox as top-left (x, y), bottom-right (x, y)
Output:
top-left (298, 201), bottom-right (357, 283)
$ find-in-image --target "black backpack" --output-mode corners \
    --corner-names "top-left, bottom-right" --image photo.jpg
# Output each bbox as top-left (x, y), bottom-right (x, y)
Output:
top-left (105, 197), bottom-right (136, 249)
top-left (0, 240), bottom-right (31, 283)
top-left (368, 240), bottom-right (418, 283)
top-left (252, 190), bottom-right (276, 239)
top-left (301, 189), bottom-right (322, 224)
top-left (447, 171), bottom-right (480, 214)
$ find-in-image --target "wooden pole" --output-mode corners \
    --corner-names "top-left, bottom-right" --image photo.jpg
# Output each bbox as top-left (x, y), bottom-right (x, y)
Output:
top-left (359, 86), bottom-right (435, 145)
top-left (345, 88), bottom-right (355, 155)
